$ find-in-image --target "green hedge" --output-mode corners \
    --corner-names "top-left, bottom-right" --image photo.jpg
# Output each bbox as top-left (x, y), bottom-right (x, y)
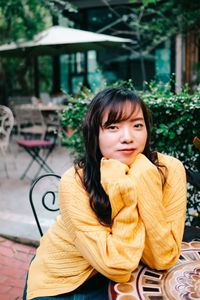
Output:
top-left (138, 81), bottom-right (200, 169)
top-left (59, 81), bottom-right (200, 226)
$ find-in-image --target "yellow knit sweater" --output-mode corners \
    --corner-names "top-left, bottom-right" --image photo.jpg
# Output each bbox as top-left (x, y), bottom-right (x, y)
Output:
top-left (26, 153), bottom-right (186, 299)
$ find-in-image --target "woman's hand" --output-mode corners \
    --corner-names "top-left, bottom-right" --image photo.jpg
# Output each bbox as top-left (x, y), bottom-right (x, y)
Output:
top-left (129, 153), bottom-right (158, 176)
top-left (100, 157), bottom-right (136, 214)
top-left (101, 157), bottom-right (129, 180)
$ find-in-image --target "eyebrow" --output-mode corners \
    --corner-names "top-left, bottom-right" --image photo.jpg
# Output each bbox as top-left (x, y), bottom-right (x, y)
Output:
top-left (102, 116), bottom-right (145, 127)
top-left (128, 117), bottom-right (145, 122)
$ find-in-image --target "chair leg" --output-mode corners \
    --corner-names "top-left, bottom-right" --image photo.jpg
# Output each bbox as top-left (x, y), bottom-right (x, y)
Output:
top-left (0, 148), bottom-right (9, 178)
top-left (20, 156), bottom-right (36, 180)
top-left (3, 160), bottom-right (9, 178)
top-left (31, 148), bottom-right (54, 181)
top-left (20, 146), bottom-right (55, 181)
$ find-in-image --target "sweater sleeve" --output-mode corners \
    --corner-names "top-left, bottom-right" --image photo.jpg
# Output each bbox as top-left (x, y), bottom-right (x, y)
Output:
top-left (59, 159), bottom-right (145, 283)
top-left (129, 153), bottom-right (187, 270)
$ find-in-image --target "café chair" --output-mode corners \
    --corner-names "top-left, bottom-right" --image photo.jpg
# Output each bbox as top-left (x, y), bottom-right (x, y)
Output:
top-left (42, 111), bottom-right (61, 139)
top-left (14, 105), bottom-right (47, 139)
top-left (17, 139), bottom-right (55, 181)
top-left (8, 96), bottom-right (32, 112)
top-left (29, 173), bottom-right (61, 236)
top-left (28, 165), bottom-right (200, 239)
top-left (0, 105), bottom-right (14, 177)
top-left (15, 104), bottom-right (60, 181)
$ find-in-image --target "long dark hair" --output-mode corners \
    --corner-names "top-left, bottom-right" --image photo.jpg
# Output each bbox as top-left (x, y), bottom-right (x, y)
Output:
top-left (75, 87), bottom-right (164, 226)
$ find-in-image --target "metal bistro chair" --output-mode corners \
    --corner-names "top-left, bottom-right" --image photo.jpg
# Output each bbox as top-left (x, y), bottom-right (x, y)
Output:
top-left (8, 96), bottom-right (32, 116)
top-left (14, 105), bottom-right (47, 139)
top-left (15, 105), bottom-right (57, 181)
top-left (29, 173), bottom-right (61, 236)
top-left (17, 139), bottom-right (55, 181)
top-left (29, 170), bottom-right (200, 240)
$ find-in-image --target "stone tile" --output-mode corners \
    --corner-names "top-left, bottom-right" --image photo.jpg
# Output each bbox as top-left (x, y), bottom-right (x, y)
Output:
top-left (0, 273), bottom-right (8, 284)
top-left (0, 237), bottom-right (34, 300)
top-left (4, 277), bottom-right (26, 289)
top-left (0, 266), bottom-right (25, 279)
top-left (7, 286), bottom-right (24, 299)
top-left (13, 251), bottom-right (30, 262)
top-left (1, 255), bottom-right (26, 268)
top-left (0, 283), bottom-right (11, 293)
top-left (0, 246), bottom-right (14, 258)
top-left (12, 243), bottom-right (35, 253)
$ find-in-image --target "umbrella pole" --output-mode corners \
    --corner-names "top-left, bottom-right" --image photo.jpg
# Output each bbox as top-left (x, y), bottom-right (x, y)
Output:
top-left (34, 57), bottom-right (39, 98)
top-left (52, 55), bottom-right (61, 95)
top-left (83, 52), bottom-right (90, 88)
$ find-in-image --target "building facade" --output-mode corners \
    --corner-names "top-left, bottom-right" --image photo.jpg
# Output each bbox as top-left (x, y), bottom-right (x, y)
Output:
top-left (61, 0), bottom-right (199, 94)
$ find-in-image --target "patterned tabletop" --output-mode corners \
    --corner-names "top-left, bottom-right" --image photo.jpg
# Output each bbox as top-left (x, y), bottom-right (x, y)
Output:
top-left (109, 241), bottom-right (200, 300)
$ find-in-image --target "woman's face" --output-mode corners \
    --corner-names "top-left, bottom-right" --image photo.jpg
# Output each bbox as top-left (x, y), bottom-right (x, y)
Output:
top-left (99, 102), bottom-right (147, 166)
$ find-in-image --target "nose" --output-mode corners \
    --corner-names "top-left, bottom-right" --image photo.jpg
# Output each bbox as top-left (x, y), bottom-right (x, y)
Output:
top-left (120, 127), bottom-right (134, 143)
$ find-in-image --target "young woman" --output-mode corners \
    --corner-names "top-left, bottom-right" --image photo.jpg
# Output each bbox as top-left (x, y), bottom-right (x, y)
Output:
top-left (24, 87), bottom-right (187, 300)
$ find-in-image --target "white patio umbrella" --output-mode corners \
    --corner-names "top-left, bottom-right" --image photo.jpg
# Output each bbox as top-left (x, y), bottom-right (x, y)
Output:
top-left (0, 26), bottom-right (133, 96)
top-left (0, 25), bottom-right (132, 56)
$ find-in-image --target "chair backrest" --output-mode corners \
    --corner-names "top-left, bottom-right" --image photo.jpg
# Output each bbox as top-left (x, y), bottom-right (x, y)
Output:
top-left (0, 105), bottom-right (14, 153)
top-left (29, 173), bottom-right (61, 236)
top-left (14, 104), bottom-right (47, 139)
top-left (8, 96), bottom-right (32, 111)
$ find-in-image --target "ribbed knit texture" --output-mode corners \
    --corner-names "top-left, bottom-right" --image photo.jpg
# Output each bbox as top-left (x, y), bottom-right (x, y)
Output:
top-left (26, 153), bottom-right (186, 299)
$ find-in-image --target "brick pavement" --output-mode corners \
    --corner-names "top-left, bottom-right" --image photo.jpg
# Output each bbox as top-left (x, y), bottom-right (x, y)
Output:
top-left (0, 236), bottom-right (37, 300)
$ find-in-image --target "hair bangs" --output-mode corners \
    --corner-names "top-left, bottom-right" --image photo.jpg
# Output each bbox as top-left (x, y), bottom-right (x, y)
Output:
top-left (101, 98), bottom-right (139, 128)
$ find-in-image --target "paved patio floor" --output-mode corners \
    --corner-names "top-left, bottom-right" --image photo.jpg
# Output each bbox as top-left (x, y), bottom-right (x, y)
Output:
top-left (0, 236), bottom-right (36, 300)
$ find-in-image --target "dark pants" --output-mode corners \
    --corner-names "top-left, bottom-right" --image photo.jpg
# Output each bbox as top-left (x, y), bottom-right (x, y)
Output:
top-left (23, 258), bottom-right (109, 300)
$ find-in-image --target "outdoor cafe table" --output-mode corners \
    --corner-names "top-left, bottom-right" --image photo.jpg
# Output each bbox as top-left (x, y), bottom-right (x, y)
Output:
top-left (16, 103), bottom-right (65, 134)
top-left (36, 103), bottom-right (65, 112)
top-left (36, 103), bottom-right (65, 125)
top-left (16, 103), bottom-right (65, 112)
top-left (108, 239), bottom-right (200, 300)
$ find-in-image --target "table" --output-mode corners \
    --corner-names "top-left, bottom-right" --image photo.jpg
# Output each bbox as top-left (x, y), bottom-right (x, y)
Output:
top-left (37, 104), bottom-right (65, 112)
top-left (15, 103), bottom-right (64, 110)
top-left (109, 240), bottom-right (200, 300)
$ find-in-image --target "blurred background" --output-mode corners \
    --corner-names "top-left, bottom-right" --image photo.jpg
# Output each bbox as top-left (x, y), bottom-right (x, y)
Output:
top-left (0, 0), bottom-right (200, 104)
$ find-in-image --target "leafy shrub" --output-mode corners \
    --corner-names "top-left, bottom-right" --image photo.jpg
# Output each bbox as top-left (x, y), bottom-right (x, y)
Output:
top-left (59, 80), bottom-right (200, 226)
top-left (59, 87), bottom-right (95, 159)
top-left (141, 82), bottom-right (200, 166)
top-left (138, 81), bottom-right (200, 227)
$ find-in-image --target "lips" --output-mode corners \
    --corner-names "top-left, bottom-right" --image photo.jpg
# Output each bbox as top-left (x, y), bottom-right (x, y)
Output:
top-left (118, 148), bottom-right (135, 151)
top-left (117, 148), bottom-right (136, 155)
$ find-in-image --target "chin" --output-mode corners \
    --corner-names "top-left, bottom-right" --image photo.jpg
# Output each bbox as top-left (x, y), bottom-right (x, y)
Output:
top-left (119, 159), bottom-right (134, 166)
